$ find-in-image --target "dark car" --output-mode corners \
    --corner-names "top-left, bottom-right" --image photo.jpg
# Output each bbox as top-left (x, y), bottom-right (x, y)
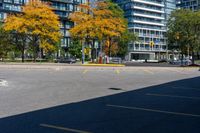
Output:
top-left (55, 57), bottom-right (76, 64)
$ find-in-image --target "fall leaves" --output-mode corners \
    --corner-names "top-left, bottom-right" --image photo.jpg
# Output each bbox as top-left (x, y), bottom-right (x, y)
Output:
top-left (4, 0), bottom-right (61, 53)
top-left (69, 1), bottom-right (127, 56)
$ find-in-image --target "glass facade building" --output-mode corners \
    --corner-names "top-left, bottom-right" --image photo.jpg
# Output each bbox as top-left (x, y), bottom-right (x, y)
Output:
top-left (176, 0), bottom-right (200, 11)
top-left (114, 0), bottom-right (176, 61)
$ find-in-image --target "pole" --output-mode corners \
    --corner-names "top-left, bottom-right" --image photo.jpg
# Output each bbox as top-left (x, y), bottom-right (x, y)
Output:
top-left (187, 44), bottom-right (189, 65)
top-left (82, 40), bottom-right (85, 64)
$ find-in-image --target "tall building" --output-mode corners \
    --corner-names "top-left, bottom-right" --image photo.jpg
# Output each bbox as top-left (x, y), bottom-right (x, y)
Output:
top-left (114, 0), bottom-right (176, 61)
top-left (176, 0), bottom-right (200, 11)
top-left (0, 0), bottom-right (86, 50)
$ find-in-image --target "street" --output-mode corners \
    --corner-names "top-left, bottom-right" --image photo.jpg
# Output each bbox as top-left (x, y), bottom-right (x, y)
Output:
top-left (0, 65), bottom-right (200, 133)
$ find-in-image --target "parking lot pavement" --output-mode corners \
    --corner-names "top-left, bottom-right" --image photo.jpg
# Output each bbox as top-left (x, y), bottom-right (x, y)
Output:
top-left (0, 76), bottom-right (199, 133)
top-left (0, 66), bottom-right (199, 133)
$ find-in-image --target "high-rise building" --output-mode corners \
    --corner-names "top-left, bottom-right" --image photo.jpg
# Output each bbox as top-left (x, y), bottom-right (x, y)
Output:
top-left (114, 0), bottom-right (176, 61)
top-left (176, 0), bottom-right (200, 11)
top-left (0, 0), bottom-right (86, 49)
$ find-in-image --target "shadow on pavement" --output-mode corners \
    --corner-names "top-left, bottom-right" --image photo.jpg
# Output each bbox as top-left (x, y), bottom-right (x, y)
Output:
top-left (0, 76), bottom-right (200, 133)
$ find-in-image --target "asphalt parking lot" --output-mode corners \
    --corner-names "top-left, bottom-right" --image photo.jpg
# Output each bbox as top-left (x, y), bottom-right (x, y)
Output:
top-left (0, 65), bottom-right (199, 133)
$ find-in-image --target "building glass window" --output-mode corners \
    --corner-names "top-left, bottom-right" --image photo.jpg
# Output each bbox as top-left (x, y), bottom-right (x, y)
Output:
top-left (3, 0), bottom-right (12, 3)
top-left (0, 13), bottom-right (3, 20)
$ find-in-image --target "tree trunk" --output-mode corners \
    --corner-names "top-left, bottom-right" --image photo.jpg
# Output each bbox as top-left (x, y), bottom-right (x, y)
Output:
top-left (33, 47), bottom-right (37, 62)
top-left (21, 42), bottom-right (25, 63)
top-left (181, 53), bottom-right (184, 66)
top-left (91, 39), bottom-right (95, 63)
top-left (33, 36), bottom-right (38, 62)
top-left (108, 38), bottom-right (111, 57)
top-left (98, 40), bottom-right (102, 64)
top-left (197, 52), bottom-right (200, 60)
top-left (21, 49), bottom-right (25, 63)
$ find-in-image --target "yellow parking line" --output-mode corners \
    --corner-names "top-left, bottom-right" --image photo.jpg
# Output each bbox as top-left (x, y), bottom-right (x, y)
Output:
top-left (82, 69), bottom-right (88, 74)
top-left (115, 70), bottom-right (120, 74)
top-left (40, 124), bottom-right (92, 133)
top-left (143, 70), bottom-right (154, 74)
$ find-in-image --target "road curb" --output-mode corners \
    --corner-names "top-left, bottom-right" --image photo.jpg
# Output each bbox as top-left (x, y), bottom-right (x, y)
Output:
top-left (82, 64), bottom-right (125, 67)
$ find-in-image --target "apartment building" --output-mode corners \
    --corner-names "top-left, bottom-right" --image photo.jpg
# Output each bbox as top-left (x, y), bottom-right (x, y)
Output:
top-left (114, 0), bottom-right (176, 61)
top-left (176, 0), bottom-right (200, 11)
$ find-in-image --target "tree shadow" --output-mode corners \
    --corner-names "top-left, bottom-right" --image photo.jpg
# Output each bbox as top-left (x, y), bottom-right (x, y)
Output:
top-left (0, 76), bottom-right (200, 133)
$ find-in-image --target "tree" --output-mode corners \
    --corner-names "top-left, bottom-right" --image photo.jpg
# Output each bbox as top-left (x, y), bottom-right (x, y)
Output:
top-left (68, 39), bottom-right (82, 59)
top-left (4, 0), bottom-right (61, 62)
top-left (0, 23), bottom-right (13, 61)
top-left (117, 31), bottom-right (138, 58)
top-left (102, 0), bottom-right (138, 58)
top-left (167, 9), bottom-right (200, 64)
top-left (69, 1), bottom-right (127, 62)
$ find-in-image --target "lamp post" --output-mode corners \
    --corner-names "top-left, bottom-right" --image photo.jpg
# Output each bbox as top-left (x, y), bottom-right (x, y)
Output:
top-left (81, 0), bottom-right (90, 64)
top-left (82, 40), bottom-right (85, 64)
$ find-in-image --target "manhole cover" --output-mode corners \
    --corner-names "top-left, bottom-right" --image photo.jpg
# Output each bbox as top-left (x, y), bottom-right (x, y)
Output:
top-left (0, 79), bottom-right (8, 87)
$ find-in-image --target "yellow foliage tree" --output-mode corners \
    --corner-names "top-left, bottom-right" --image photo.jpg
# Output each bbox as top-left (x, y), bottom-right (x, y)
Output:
top-left (4, 0), bottom-right (61, 61)
top-left (69, 1), bottom-right (127, 62)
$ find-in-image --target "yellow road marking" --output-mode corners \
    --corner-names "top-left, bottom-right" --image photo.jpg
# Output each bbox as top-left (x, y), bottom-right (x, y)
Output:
top-left (143, 70), bottom-right (154, 74)
top-left (82, 69), bottom-right (88, 74)
top-left (115, 70), bottom-right (120, 74)
top-left (107, 104), bottom-right (200, 118)
top-left (40, 124), bottom-right (92, 133)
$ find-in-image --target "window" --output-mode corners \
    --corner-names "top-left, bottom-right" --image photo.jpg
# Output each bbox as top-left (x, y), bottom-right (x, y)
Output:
top-left (4, 0), bottom-right (12, 3)
top-left (0, 13), bottom-right (3, 20)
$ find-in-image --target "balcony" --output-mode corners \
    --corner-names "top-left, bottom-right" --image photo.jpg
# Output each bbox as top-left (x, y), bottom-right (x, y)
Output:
top-left (129, 47), bottom-right (167, 52)
top-left (132, 0), bottom-right (164, 7)
top-left (133, 13), bottom-right (164, 20)
top-left (133, 6), bottom-right (164, 14)
top-left (133, 20), bottom-right (165, 26)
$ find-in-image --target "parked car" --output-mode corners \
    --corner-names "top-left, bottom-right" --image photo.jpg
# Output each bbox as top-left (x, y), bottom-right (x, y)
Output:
top-left (109, 57), bottom-right (122, 64)
top-left (169, 59), bottom-right (192, 65)
top-left (158, 59), bottom-right (168, 63)
top-left (55, 57), bottom-right (76, 64)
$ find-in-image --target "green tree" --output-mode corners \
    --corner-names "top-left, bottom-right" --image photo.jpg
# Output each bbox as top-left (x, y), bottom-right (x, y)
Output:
top-left (0, 23), bottom-right (13, 61)
top-left (117, 31), bottom-right (138, 58)
top-left (104, 0), bottom-right (138, 58)
top-left (68, 39), bottom-right (82, 59)
top-left (167, 9), bottom-right (200, 64)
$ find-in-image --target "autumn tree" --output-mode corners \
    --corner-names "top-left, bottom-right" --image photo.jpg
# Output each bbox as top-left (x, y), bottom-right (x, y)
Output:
top-left (69, 1), bottom-right (127, 62)
top-left (4, 0), bottom-right (61, 62)
top-left (104, 0), bottom-right (138, 58)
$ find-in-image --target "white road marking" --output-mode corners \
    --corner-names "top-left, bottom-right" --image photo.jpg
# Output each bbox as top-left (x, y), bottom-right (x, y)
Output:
top-left (82, 69), bottom-right (88, 74)
top-left (40, 124), bottom-right (92, 133)
top-left (146, 93), bottom-right (200, 100)
top-left (0, 80), bottom-right (8, 87)
top-left (107, 104), bottom-right (200, 118)
top-left (170, 86), bottom-right (200, 91)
